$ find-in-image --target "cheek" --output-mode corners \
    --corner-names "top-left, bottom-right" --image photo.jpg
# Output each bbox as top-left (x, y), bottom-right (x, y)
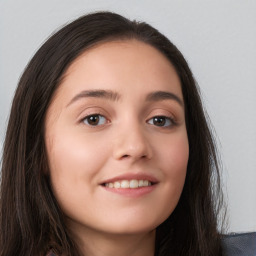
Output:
top-left (45, 128), bottom-right (108, 192)
top-left (45, 131), bottom-right (109, 216)
top-left (145, 131), bottom-right (189, 225)
top-left (160, 130), bottom-right (189, 171)
top-left (157, 131), bottom-right (189, 195)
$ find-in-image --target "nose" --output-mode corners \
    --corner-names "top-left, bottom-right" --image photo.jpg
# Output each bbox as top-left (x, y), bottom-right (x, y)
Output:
top-left (112, 123), bottom-right (153, 162)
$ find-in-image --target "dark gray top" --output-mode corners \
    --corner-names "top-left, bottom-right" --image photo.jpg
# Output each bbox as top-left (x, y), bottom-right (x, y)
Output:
top-left (47, 232), bottom-right (256, 256)
top-left (222, 232), bottom-right (256, 256)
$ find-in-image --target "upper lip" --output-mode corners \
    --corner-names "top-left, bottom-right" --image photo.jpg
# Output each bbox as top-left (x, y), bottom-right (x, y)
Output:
top-left (100, 173), bottom-right (159, 185)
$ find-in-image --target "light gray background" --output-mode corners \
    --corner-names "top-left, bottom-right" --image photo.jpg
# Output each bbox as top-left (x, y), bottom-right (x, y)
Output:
top-left (1, 0), bottom-right (255, 233)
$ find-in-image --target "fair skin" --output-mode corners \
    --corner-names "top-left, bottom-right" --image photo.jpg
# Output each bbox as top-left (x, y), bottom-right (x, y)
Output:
top-left (45, 40), bottom-right (189, 256)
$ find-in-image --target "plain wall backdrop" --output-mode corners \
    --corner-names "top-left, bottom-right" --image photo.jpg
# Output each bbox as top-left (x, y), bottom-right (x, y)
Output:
top-left (0, 0), bottom-right (256, 233)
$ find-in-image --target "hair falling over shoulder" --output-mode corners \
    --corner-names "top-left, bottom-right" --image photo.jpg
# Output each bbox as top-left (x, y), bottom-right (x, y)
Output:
top-left (0, 11), bottom-right (225, 256)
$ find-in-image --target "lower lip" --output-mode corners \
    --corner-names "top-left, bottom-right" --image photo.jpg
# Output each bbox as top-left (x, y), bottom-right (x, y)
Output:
top-left (101, 184), bottom-right (157, 198)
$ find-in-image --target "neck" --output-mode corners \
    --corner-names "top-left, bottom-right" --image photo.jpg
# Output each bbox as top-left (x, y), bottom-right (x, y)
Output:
top-left (69, 225), bottom-right (156, 256)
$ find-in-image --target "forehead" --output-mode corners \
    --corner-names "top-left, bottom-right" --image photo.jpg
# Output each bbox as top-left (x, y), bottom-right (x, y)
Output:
top-left (53, 39), bottom-right (183, 105)
top-left (66, 39), bottom-right (174, 73)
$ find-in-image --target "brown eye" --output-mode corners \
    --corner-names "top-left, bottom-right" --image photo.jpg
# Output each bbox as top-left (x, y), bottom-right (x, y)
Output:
top-left (153, 116), bottom-right (166, 126)
top-left (83, 114), bottom-right (107, 126)
top-left (147, 116), bottom-right (173, 127)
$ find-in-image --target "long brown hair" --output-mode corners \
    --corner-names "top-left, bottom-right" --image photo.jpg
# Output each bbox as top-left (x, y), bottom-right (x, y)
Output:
top-left (0, 11), bottom-right (224, 256)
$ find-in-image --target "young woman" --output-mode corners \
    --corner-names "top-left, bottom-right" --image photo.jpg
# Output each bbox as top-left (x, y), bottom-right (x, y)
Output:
top-left (0, 11), bottom-right (224, 256)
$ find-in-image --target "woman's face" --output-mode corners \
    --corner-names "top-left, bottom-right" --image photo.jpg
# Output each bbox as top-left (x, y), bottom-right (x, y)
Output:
top-left (45, 40), bottom-right (189, 236)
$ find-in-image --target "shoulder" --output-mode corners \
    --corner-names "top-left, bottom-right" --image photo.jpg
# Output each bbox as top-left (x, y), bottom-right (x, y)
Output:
top-left (221, 232), bottom-right (256, 256)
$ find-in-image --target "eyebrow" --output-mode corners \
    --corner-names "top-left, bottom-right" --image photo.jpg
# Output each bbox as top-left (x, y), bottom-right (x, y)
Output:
top-left (66, 89), bottom-right (183, 107)
top-left (66, 89), bottom-right (121, 107)
top-left (146, 91), bottom-right (183, 107)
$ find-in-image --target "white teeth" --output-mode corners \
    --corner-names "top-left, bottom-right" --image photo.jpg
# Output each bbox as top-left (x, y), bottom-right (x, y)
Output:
top-left (105, 179), bottom-right (152, 189)
top-left (129, 179), bottom-right (139, 188)
top-left (114, 181), bottom-right (121, 188)
top-left (143, 180), bottom-right (149, 186)
top-left (138, 180), bottom-right (144, 187)
top-left (120, 180), bottom-right (129, 188)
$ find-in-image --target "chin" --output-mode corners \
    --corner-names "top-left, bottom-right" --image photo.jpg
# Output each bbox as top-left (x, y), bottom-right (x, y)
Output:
top-left (98, 214), bottom-right (168, 236)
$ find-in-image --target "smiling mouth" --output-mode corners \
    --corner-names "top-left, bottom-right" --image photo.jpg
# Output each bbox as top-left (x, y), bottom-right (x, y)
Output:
top-left (103, 179), bottom-right (155, 189)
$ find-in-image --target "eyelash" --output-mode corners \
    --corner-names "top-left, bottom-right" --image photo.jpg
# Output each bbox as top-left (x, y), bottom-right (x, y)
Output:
top-left (81, 114), bottom-right (176, 128)
top-left (147, 115), bottom-right (176, 128)
top-left (82, 114), bottom-right (108, 126)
